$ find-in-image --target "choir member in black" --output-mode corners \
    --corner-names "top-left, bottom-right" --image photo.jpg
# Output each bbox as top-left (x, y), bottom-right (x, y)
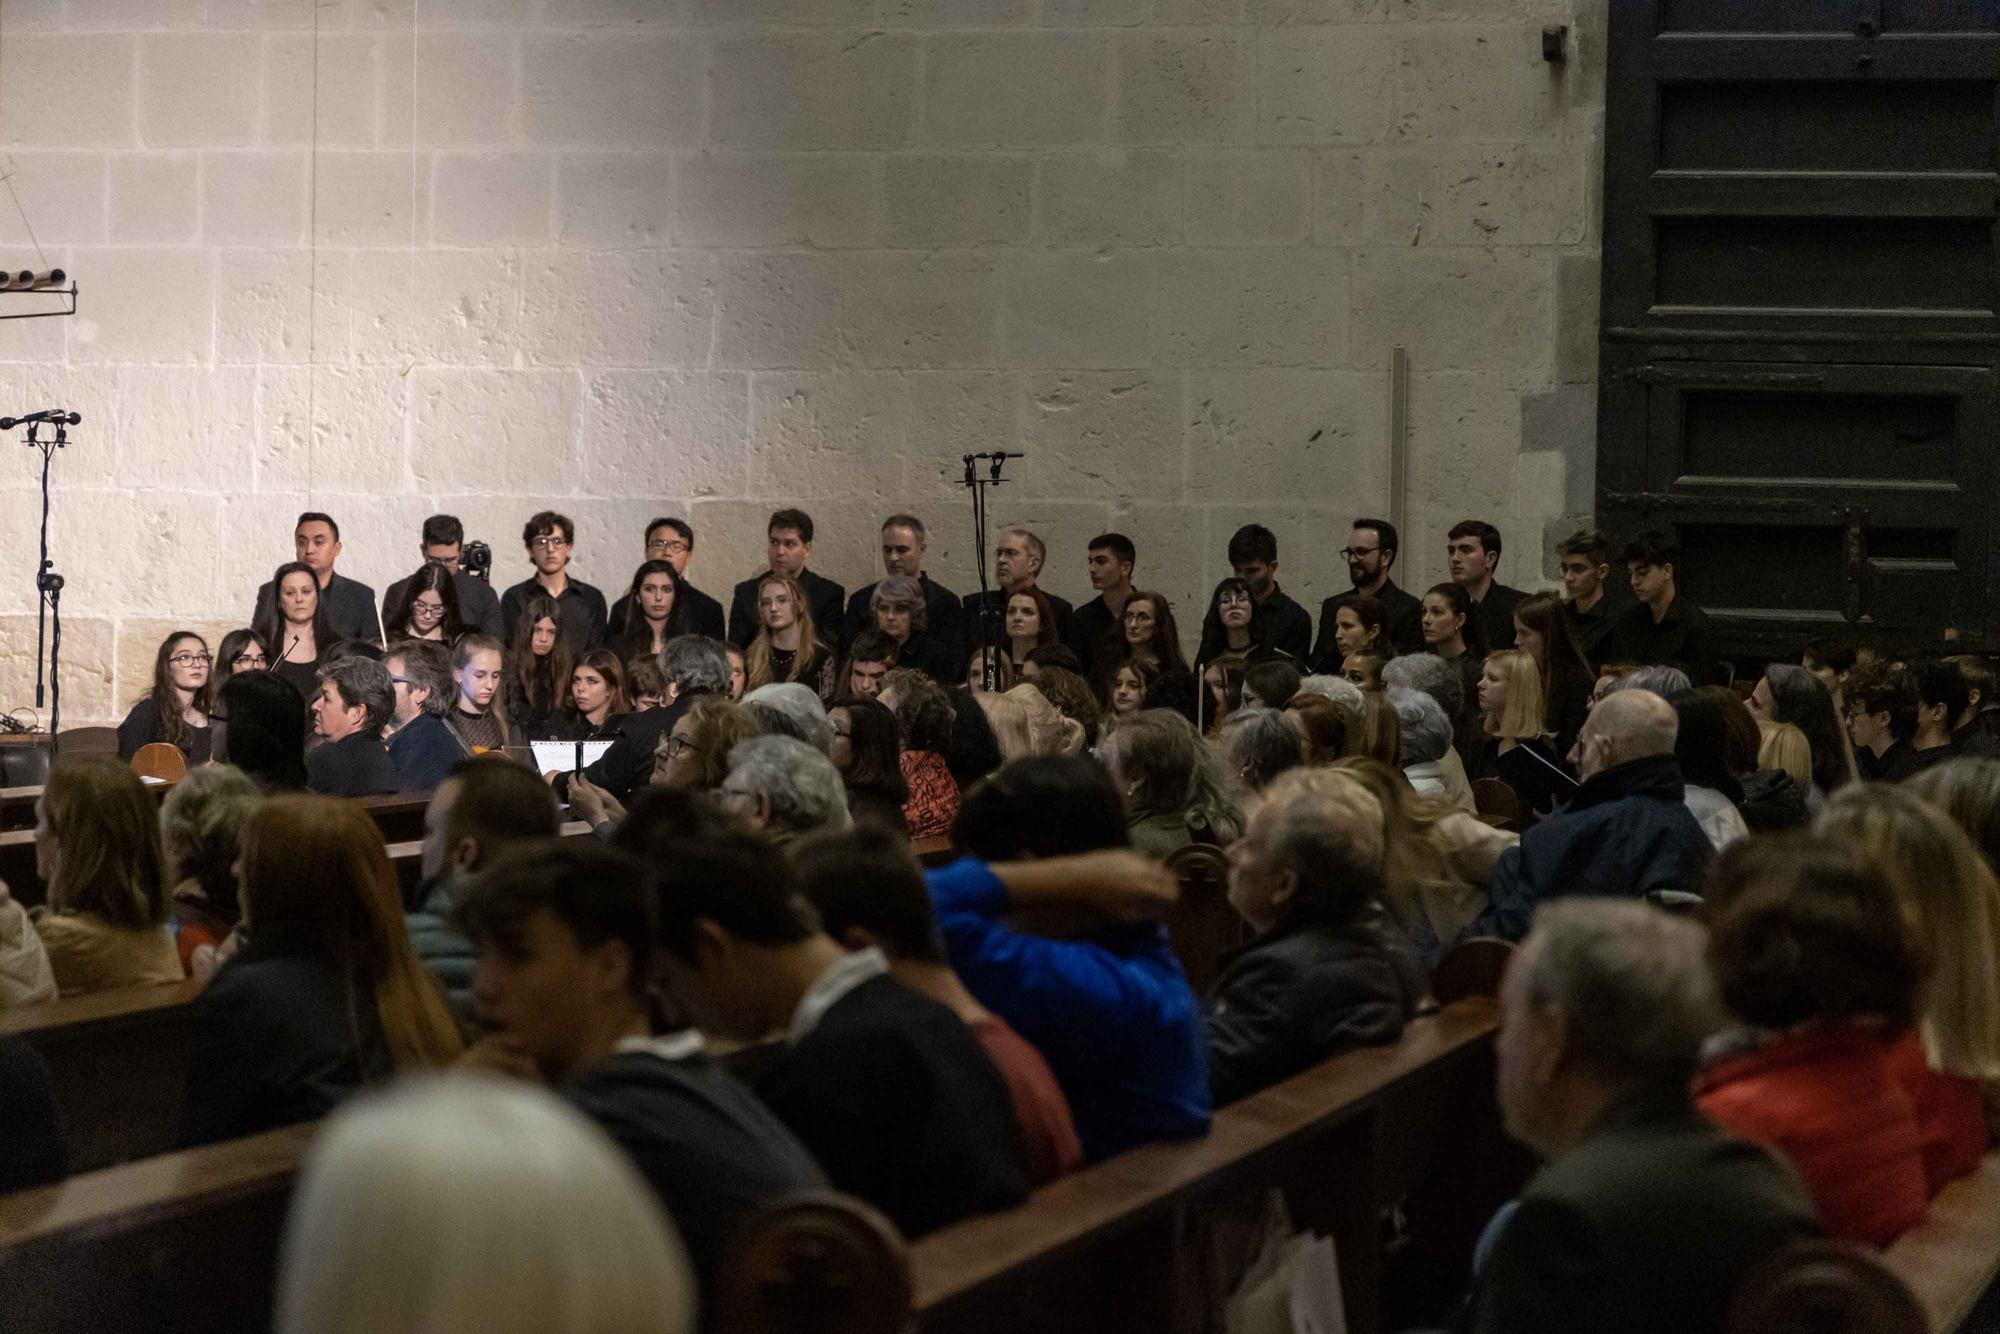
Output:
top-left (1198, 576), bottom-right (1301, 670)
top-left (504, 595), bottom-right (574, 741)
top-left (499, 511), bottom-right (607, 653)
top-left (844, 515), bottom-right (961, 656)
top-left (1313, 591), bottom-right (1392, 675)
top-left (728, 509), bottom-right (846, 655)
top-left (1512, 591), bottom-right (1594, 759)
top-left (1091, 591), bottom-right (1195, 723)
top-left (1475, 648), bottom-right (1576, 826)
top-left (610, 560), bottom-right (690, 665)
top-left (445, 636), bottom-right (518, 755)
top-left (212, 628), bottom-right (270, 695)
top-left (253, 561), bottom-right (337, 701)
top-left (251, 512), bottom-right (383, 647)
top-left (382, 562), bottom-right (466, 646)
top-left (379, 514), bottom-right (503, 641)
top-left (605, 517), bottom-right (726, 642)
top-left (118, 631), bottom-right (215, 765)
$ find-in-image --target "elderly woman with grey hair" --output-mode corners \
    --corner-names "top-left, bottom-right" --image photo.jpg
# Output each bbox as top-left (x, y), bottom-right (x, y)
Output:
top-left (1381, 655), bottom-right (1476, 814)
top-left (720, 735), bottom-right (851, 845)
top-left (742, 682), bottom-right (835, 755)
top-left (869, 574), bottom-right (961, 685)
top-left (1218, 707), bottom-right (1304, 793)
top-left (1390, 687), bottom-right (1458, 802)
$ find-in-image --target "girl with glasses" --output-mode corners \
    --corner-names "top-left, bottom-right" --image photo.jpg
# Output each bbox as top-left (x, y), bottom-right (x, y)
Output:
top-left (383, 563), bottom-right (466, 645)
top-left (212, 628), bottom-right (271, 696)
top-left (118, 630), bottom-right (216, 765)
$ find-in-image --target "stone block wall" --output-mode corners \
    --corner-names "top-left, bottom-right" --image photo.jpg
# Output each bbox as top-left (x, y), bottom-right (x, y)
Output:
top-left (0, 0), bottom-right (1602, 724)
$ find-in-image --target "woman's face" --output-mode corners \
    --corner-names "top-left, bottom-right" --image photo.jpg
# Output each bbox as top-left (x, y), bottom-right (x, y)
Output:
top-left (571, 666), bottom-right (610, 717)
top-left (828, 707), bottom-right (854, 772)
top-left (457, 648), bottom-right (502, 710)
top-left (725, 648), bottom-right (747, 700)
top-left (1477, 661), bottom-right (1507, 716)
top-left (1217, 587), bottom-right (1252, 631)
top-left (167, 636), bottom-right (210, 693)
top-left (410, 590), bottom-right (446, 637)
top-left (638, 573), bottom-right (676, 624)
top-left (967, 649), bottom-right (1005, 691)
top-left (1421, 594), bottom-right (1464, 647)
top-left (530, 617), bottom-right (559, 656)
top-left (1333, 607), bottom-right (1370, 657)
top-left (874, 601), bottom-right (912, 643)
top-left (1005, 594), bottom-right (1040, 641)
top-left (759, 583), bottom-right (797, 632)
top-left (652, 715), bottom-right (703, 790)
top-left (1111, 666), bottom-right (1145, 716)
top-left (1205, 664), bottom-right (1228, 708)
top-left (1342, 652), bottom-right (1379, 691)
top-left (279, 571), bottom-right (318, 625)
top-left (1123, 599), bottom-right (1157, 648)
top-left (1749, 676), bottom-right (1775, 722)
top-left (1514, 619), bottom-right (1544, 666)
top-left (228, 641), bottom-right (268, 674)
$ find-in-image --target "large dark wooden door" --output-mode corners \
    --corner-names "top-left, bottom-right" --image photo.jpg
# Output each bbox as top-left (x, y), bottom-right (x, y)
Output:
top-left (1598, 0), bottom-right (2000, 661)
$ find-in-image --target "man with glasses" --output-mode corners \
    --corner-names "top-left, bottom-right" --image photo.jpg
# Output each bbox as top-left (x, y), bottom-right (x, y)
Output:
top-left (383, 638), bottom-right (467, 793)
top-left (380, 514), bottom-right (504, 640)
top-left (1315, 517), bottom-right (1423, 664)
top-left (961, 526), bottom-right (1085, 665)
top-left (843, 515), bottom-right (961, 656)
top-left (500, 510), bottom-right (608, 652)
top-left (251, 511), bottom-right (384, 647)
top-left (606, 517), bottom-right (726, 642)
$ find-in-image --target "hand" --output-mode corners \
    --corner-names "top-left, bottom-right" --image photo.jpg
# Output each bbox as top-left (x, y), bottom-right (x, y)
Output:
top-left (459, 1033), bottom-right (539, 1080)
top-left (1070, 850), bottom-right (1180, 921)
top-left (566, 774), bottom-right (625, 828)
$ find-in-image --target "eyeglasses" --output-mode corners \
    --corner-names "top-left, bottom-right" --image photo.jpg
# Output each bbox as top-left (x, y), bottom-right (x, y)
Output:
top-left (1217, 594), bottom-right (1252, 608)
top-left (231, 653), bottom-right (268, 668)
top-left (388, 674), bottom-right (415, 687)
top-left (411, 601), bottom-right (445, 618)
top-left (1338, 547), bottom-right (1380, 560)
top-left (169, 652), bottom-right (212, 666)
top-left (647, 540), bottom-right (690, 557)
top-left (661, 735), bottom-right (702, 760)
top-left (530, 536), bottom-right (569, 551)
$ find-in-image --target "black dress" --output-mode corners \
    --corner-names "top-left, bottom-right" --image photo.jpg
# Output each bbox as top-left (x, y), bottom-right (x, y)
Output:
top-left (1479, 736), bottom-right (1577, 826)
top-left (116, 700), bottom-right (213, 766)
top-left (271, 655), bottom-right (321, 703)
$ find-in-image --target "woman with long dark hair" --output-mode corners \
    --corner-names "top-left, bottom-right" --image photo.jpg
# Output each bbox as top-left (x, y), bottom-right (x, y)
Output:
top-left (829, 697), bottom-right (909, 833)
top-left (613, 560), bottom-right (690, 663)
top-left (117, 630), bottom-right (215, 764)
top-left (383, 563), bottom-right (466, 645)
top-left (1002, 587), bottom-right (1061, 670)
top-left (1421, 582), bottom-right (1484, 755)
top-left (1751, 663), bottom-right (1857, 803)
top-left (212, 628), bottom-right (270, 696)
top-left (254, 561), bottom-right (338, 700)
top-left (505, 595), bottom-right (574, 738)
top-left (557, 650), bottom-right (629, 740)
top-left (1197, 577), bottom-right (1297, 670)
top-left (214, 672), bottom-right (310, 793)
top-left (1093, 590), bottom-right (1195, 723)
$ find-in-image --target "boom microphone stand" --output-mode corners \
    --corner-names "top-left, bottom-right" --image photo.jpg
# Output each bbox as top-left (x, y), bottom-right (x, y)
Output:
top-left (8, 410), bottom-right (77, 757)
top-left (960, 451), bottom-right (1022, 693)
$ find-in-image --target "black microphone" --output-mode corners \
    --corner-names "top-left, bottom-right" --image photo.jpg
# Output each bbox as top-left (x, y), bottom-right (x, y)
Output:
top-left (0, 409), bottom-right (79, 430)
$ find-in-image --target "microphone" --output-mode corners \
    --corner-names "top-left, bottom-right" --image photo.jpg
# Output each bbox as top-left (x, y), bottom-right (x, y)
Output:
top-left (0, 409), bottom-right (78, 430)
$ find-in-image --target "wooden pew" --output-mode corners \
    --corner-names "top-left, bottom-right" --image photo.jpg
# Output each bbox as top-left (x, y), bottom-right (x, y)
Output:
top-left (1884, 1151), bottom-right (2000, 1333)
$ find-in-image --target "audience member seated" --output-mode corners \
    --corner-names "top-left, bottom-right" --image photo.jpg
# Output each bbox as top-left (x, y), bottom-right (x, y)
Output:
top-left (1910, 658), bottom-right (1968, 771)
top-left (1695, 684), bottom-right (1808, 832)
top-left (381, 561), bottom-right (465, 645)
top-left (1950, 654), bottom-right (2000, 757)
top-left (159, 764), bottom-right (262, 974)
top-left (1313, 591), bottom-right (1392, 675)
top-left (1241, 658), bottom-right (1303, 712)
top-left (1383, 654), bottom-right (1478, 813)
top-left (214, 671), bottom-right (310, 792)
top-left (1749, 663), bottom-right (1855, 802)
top-left (1461, 899), bottom-right (1819, 1333)
top-left (930, 756), bottom-right (1211, 1160)
top-left (834, 632), bottom-right (892, 704)
top-left (117, 630), bottom-right (215, 765)
top-left (1030, 664), bottom-right (1104, 750)
top-left (1693, 834), bottom-right (1928, 1246)
top-left (795, 826), bottom-right (1083, 1186)
top-left (878, 669), bottom-right (963, 840)
top-left (828, 697), bottom-right (907, 834)
top-left (1908, 755), bottom-right (2000, 876)
top-left (500, 510), bottom-right (608, 652)
top-left (306, 657), bottom-right (399, 798)
top-left (1219, 707), bottom-right (1304, 793)
top-left (719, 735), bottom-right (850, 848)
top-left (1208, 768), bottom-right (1426, 1105)
top-left (1343, 649), bottom-right (1391, 692)
top-left (456, 840), bottom-right (825, 1282)
top-left (570, 692), bottom-right (764, 835)
top-left (28, 759), bottom-right (182, 994)
top-left (445, 634), bottom-right (519, 756)
top-left (979, 682), bottom-right (1085, 763)
top-left (654, 831), bottom-right (1026, 1237)
top-left (181, 796), bottom-right (463, 1147)
top-left (1101, 709), bottom-right (1243, 860)
top-left (610, 560), bottom-right (690, 663)
top-left (1512, 592), bottom-right (1593, 756)
top-left (505, 594), bottom-right (573, 739)
top-left (576, 637), bottom-right (730, 801)
top-left (728, 508), bottom-right (848, 654)
top-left (252, 512), bottom-right (383, 648)
top-left (378, 513), bottom-right (504, 640)
top-left (1102, 657), bottom-right (1153, 725)
top-left (966, 643), bottom-right (1016, 694)
top-left (407, 759), bottom-right (563, 1014)
top-left (276, 1075), bottom-right (694, 1334)
top-left (1475, 650), bottom-right (1574, 824)
top-left (1468, 691), bottom-right (1713, 943)
top-left (867, 573), bottom-right (960, 684)
top-left (1200, 576), bottom-right (1299, 670)
top-left (742, 681), bottom-right (835, 754)
top-left (1286, 691), bottom-right (1355, 766)
top-left (1757, 720), bottom-right (1815, 805)
top-left (255, 559), bottom-right (337, 700)
top-left (1332, 757), bottom-right (1515, 960)
top-left (211, 627), bottom-right (270, 696)
top-left (383, 639), bottom-right (466, 793)
top-left (0, 876), bottom-right (54, 1008)
top-left (1201, 652), bottom-right (1248, 735)
top-left (0, 1035), bottom-right (64, 1191)
top-left (623, 655), bottom-right (669, 713)
top-left (1092, 590), bottom-right (1197, 722)
top-left (1392, 687), bottom-right (1455, 803)
top-left (1671, 688), bottom-right (1751, 852)
top-left (1818, 785), bottom-right (1999, 1196)
top-left (1351, 690), bottom-right (1403, 768)
top-left (745, 573), bottom-right (836, 699)
top-left (724, 642), bottom-right (747, 700)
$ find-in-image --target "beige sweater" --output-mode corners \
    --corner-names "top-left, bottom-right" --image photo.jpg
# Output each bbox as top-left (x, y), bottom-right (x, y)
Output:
top-left (30, 908), bottom-right (183, 996)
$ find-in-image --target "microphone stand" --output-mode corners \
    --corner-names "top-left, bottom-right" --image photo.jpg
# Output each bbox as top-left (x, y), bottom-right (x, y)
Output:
top-left (26, 418), bottom-right (65, 757)
top-left (959, 452), bottom-right (1021, 693)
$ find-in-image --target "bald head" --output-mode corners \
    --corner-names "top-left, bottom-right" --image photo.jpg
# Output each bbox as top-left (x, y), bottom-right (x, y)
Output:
top-left (1578, 689), bottom-right (1678, 779)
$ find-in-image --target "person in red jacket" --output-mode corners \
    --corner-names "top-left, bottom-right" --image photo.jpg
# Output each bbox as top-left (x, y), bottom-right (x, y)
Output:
top-left (1694, 833), bottom-right (1929, 1247)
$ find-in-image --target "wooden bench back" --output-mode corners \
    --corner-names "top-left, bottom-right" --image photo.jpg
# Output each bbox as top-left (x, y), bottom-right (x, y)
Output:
top-left (1160, 841), bottom-right (1245, 996)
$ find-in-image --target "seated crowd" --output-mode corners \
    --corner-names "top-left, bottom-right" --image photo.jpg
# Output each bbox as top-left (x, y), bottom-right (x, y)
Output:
top-left (5, 501), bottom-right (2000, 1334)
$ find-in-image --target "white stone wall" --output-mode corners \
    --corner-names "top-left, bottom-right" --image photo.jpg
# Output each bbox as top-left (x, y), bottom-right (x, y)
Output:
top-left (0, 0), bottom-right (1602, 725)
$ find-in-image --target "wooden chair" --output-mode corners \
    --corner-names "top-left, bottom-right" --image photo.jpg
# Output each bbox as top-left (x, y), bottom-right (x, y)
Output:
top-left (1469, 778), bottom-right (1520, 830)
top-left (1727, 1238), bottom-right (1925, 1334)
top-left (55, 726), bottom-right (119, 756)
top-left (712, 1190), bottom-right (909, 1334)
top-left (128, 743), bottom-right (187, 783)
top-left (1430, 937), bottom-right (1514, 1005)
top-left (1161, 841), bottom-right (1245, 995)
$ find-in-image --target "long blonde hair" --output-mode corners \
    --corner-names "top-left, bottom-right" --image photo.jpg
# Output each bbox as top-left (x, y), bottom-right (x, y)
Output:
top-left (1332, 756), bottom-right (1488, 944)
top-left (1757, 719), bottom-right (1813, 792)
top-left (1481, 649), bottom-right (1546, 741)
top-left (1817, 784), bottom-right (2000, 1080)
top-left (977, 684), bottom-right (1084, 763)
top-left (42, 757), bottom-right (169, 929)
top-left (744, 574), bottom-right (824, 690)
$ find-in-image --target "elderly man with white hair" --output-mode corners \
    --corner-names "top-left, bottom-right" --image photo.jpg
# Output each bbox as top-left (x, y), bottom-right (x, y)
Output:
top-left (1462, 690), bottom-right (1713, 943)
top-left (1389, 687), bottom-right (1456, 800)
top-left (1381, 654), bottom-right (1477, 812)
top-left (720, 735), bottom-right (850, 846)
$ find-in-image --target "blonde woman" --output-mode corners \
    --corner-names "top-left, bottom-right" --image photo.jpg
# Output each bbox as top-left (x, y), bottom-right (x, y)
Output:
top-left (1757, 720), bottom-right (1814, 794)
top-left (1817, 785), bottom-right (2000, 1195)
top-left (744, 574), bottom-right (834, 698)
top-left (1475, 649), bottom-right (1575, 824)
top-left (277, 1075), bottom-right (695, 1334)
top-left (977, 683), bottom-right (1084, 763)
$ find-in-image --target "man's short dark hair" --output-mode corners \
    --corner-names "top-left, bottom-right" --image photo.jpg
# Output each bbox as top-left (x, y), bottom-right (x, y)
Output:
top-left (848, 630), bottom-right (897, 666)
top-left (1447, 519), bottom-right (1501, 557)
top-left (1352, 517), bottom-right (1399, 558)
top-left (1916, 658), bottom-right (1972, 723)
top-left (653, 832), bottom-right (819, 961)
top-left (455, 841), bottom-right (656, 1001)
top-left (768, 508), bottom-right (814, 544)
top-left (1227, 524), bottom-right (1278, 567)
top-left (442, 757), bottom-right (562, 855)
top-left (296, 511), bottom-right (340, 541)
top-left (1947, 654), bottom-right (1997, 709)
top-left (647, 516), bottom-right (694, 549)
top-left (1023, 644), bottom-right (1082, 673)
top-left (1556, 528), bottom-right (1615, 566)
top-left (317, 656), bottom-right (394, 731)
top-left (522, 510), bottom-right (574, 548)
top-left (792, 826), bottom-right (945, 965)
top-left (1088, 533), bottom-right (1136, 567)
top-left (420, 515), bottom-right (463, 548)
top-left (386, 638), bottom-right (452, 718)
top-left (954, 755), bottom-right (1129, 862)
top-left (881, 514), bottom-right (926, 542)
top-left (1622, 530), bottom-right (1680, 570)
top-left (1845, 662), bottom-right (1919, 743)
top-left (1804, 639), bottom-right (1858, 677)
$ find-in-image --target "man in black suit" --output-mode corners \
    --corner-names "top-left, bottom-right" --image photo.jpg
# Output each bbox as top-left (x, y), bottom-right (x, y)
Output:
top-left (843, 514), bottom-right (960, 654)
top-left (1073, 532), bottom-right (1138, 671)
top-left (1315, 517), bottom-right (1422, 665)
top-left (961, 526), bottom-right (1085, 663)
top-left (253, 511), bottom-right (383, 647)
top-left (1459, 898), bottom-right (1818, 1333)
top-left (379, 514), bottom-right (504, 641)
top-left (605, 517), bottom-right (726, 642)
top-left (728, 508), bottom-right (847, 654)
top-left (499, 510), bottom-right (608, 653)
top-left (1449, 518), bottom-right (1526, 653)
top-left (1556, 528), bottom-right (1630, 663)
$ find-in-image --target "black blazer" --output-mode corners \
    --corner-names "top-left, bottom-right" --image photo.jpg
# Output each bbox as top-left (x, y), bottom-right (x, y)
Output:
top-left (304, 730), bottom-right (399, 797)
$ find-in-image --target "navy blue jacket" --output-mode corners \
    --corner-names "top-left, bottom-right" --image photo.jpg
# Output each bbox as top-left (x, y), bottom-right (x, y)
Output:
top-left (1466, 753), bottom-right (1714, 944)
top-left (386, 712), bottom-right (467, 794)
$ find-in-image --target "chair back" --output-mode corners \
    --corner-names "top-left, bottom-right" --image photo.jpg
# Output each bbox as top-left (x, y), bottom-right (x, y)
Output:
top-left (0, 742), bottom-right (50, 787)
top-left (1470, 778), bottom-right (1520, 830)
top-left (712, 1190), bottom-right (909, 1334)
top-left (1430, 937), bottom-right (1514, 1005)
top-left (1725, 1238), bottom-right (1926, 1334)
top-left (58, 726), bottom-right (120, 756)
top-left (129, 743), bottom-right (188, 783)
top-left (1162, 841), bottom-right (1246, 996)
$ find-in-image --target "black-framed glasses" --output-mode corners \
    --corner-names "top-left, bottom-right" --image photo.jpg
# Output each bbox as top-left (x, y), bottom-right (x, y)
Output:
top-left (169, 652), bottom-right (212, 666)
top-left (661, 735), bottom-right (702, 760)
top-left (1338, 547), bottom-right (1380, 560)
top-left (388, 674), bottom-right (415, 686)
top-left (231, 653), bottom-right (268, 668)
top-left (647, 539), bottom-right (691, 557)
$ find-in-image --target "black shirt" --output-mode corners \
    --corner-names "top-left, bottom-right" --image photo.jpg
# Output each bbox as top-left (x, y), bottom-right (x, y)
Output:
top-left (963, 586), bottom-right (1085, 662)
top-left (385, 712), bottom-right (468, 793)
top-left (1197, 586), bottom-right (1313, 669)
top-left (1564, 583), bottom-right (1634, 664)
top-left (606, 581), bottom-right (726, 643)
top-left (1479, 736), bottom-right (1578, 827)
top-left (894, 630), bottom-right (964, 686)
top-left (1314, 578), bottom-right (1424, 669)
top-left (255, 570), bottom-right (382, 647)
top-left (501, 576), bottom-right (609, 654)
top-left (1601, 595), bottom-right (1716, 687)
top-left (381, 567), bottom-right (503, 641)
top-left (1471, 582), bottom-right (1526, 654)
top-left (581, 692), bottom-right (697, 800)
top-left (729, 568), bottom-right (848, 655)
top-left (304, 729), bottom-right (399, 797)
top-left (845, 574), bottom-right (961, 658)
top-left (116, 700), bottom-right (213, 766)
